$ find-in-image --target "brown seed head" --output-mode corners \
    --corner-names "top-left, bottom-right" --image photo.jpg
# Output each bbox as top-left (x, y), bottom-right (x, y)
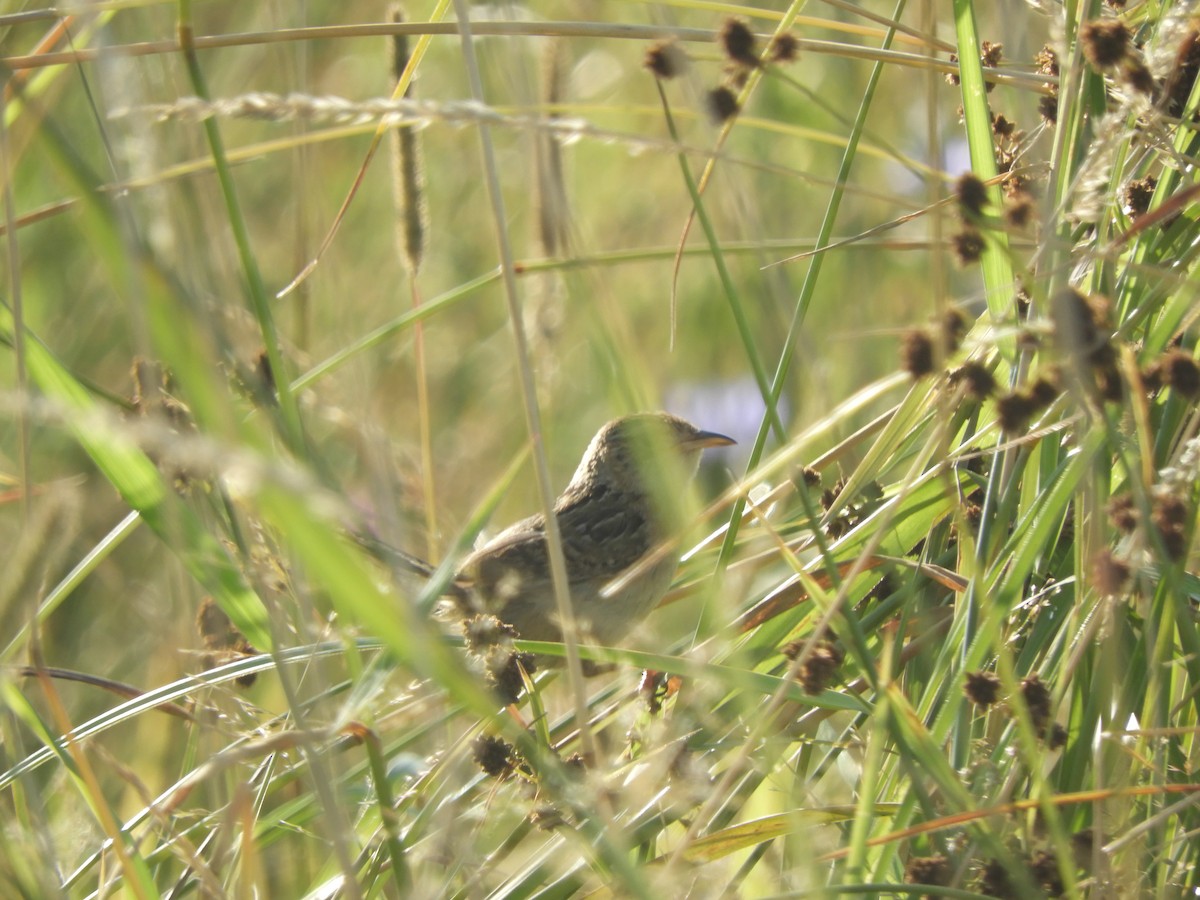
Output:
top-left (769, 32), bottom-right (800, 64)
top-left (705, 86), bottom-right (740, 123)
top-left (953, 228), bottom-right (986, 265)
top-left (1081, 19), bottom-right (1132, 70)
top-left (1123, 175), bottom-right (1157, 216)
top-left (965, 670), bottom-right (1002, 707)
top-left (901, 329), bottom-right (936, 379)
top-left (955, 173), bottom-right (990, 218)
top-left (719, 18), bottom-right (759, 68)
top-left (905, 854), bottom-right (952, 888)
top-left (473, 734), bottom-right (515, 777)
top-left (645, 40), bottom-right (688, 79)
top-left (1091, 550), bottom-right (1131, 595)
top-left (1161, 349), bottom-right (1200, 397)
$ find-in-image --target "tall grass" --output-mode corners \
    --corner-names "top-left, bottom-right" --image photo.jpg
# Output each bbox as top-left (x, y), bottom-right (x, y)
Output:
top-left (1, 1), bottom-right (1198, 896)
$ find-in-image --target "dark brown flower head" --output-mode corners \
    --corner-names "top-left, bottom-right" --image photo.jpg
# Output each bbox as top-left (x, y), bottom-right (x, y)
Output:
top-left (487, 651), bottom-right (535, 705)
top-left (1107, 493), bottom-right (1138, 533)
top-left (1005, 194), bottom-right (1036, 229)
top-left (1152, 492), bottom-right (1190, 560)
top-left (905, 854), bottom-right (951, 888)
top-left (1123, 58), bottom-right (1157, 95)
top-left (901, 329), bottom-right (936, 379)
top-left (965, 670), bottom-right (1002, 707)
top-left (950, 362), bottom-right (996, 399)
top-left (463, 613), bottom-right (518, 653)
top-left (992, 113), bottom-right (1016, 137)
top-left (1046, 722), bottom-right (1069, 750)
top-left (1053, 288), bottom-right (1109, 360)
top-left (645, 40), bottom-right (688, 79)
top-left (1039, 94), bottom-right (1059, 125)
top-left (769, 32), bottom-right (800, 64)
top-left (1106, 0), bottom-right (1128, 7)
top-left (1031, 848), bottom-right (1065, 894)
top-left (719, 18), bottom-right (759, 68)
top-left (705, 86), bottom-right (740, 123)
top-left (996, 392), bottom-right (1036, 432)
top-left (1123, 175), bottom-right (1157, 216)
top-left (1091, 550), bottom-right (1131, 595)
top-left (795, 465), bottom-right (822, 489)
top-left (473, 734), bottom-right (515, 777)
top-left (1036, 45), bottom-right (1061, 78)
top-left (945, 54), bottom-right (961, 86)
top-left (956, 173), bottom-right (990, 218)
top-left (798, 640), bottom-right (844, 694)
top-left (1082, 19), bottom-right (1132, 70)
top-left (981, 41), bottom-right (1004, 68)
top-left (1161, 349), bottom-right (1200, 397)
top-left (941, 307), bottom-right (969, 353)
top-left (1019, 674), bottom-right (1053, 730)
top-left (953, 228), bottom-right (986, 265)
top-left (978, 858), bottom-right (1016, 898)
top-left (1166, 26), bottom-right (1200, 116)
top-left (1029, 375), bottom-right (1061, 410)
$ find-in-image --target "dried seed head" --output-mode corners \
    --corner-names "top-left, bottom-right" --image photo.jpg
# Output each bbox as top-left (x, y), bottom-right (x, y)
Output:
top-left (1152, 492), bottom-right (1190, 560)
top-left (1019, 673), bottom-right (1053, 730)
top-left (905, 855), bottom-right (952, 888)
top-left (981, 41), bottom-right (1004, 68)
top-left (1107, 494), bottom-right (1138, 533)
top-left (992, 113), bottom-right (1016, 137)
top-left (1092, 550), bottom-right (1131, 595)
top-left (463, 614), bottom-right (517, 653)
top-left (953, 228), bottom-right (986, 265)
top-left (965, 670), bottom-right (1002, 707)
top-left (718, 18), bottom-right (759, 68)
top-left (950, 362), bottom-right (996, 399)
top-left (941, 307), bottom-right (969, 352)
top-left (645, 40), bottom-right (688, 79)
top-left (1160, 349), bottom-right (1200, 397)
top-left (473, 734), bottom-right (515, 777)
top-left (1081, 19), bottom-right (1132, 70)
top-left (705, 86), bottom-right (740, 123)
top-left (1123, 58), bottom-right (1156, 95)
top-left (1032, 848), bottom-right (1065, 894)
top-left (1123, 175), bottom-right (1157, 216)
top-left (1005, 194), bottom-right (1036, 229)
top-left (795, 465), bottom-right (822, 488)
top-left (945, 54), bottom-right (961, 87)
top-left (1039, 95), bottom-right (1059, 125)
top-left (798, 640), bottom-right (844, 694)
top-left (1166, 26), bottom-right (1200, 116)
top-left (1036, 44), bottom-right (1061, 78)
top-left (769, 32), bottom-right (800, 64)
top-left (901, 329), bottom-right (936, 379)
top-left (486, 651), bottom-right (536, 705)
top-left (996, 392), bottom-right (1036, 432)
top-left (955, 173), bottom-right (990, 218)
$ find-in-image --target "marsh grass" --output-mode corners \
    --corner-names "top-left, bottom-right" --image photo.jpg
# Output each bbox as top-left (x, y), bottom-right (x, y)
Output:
top-left (2, 1), bottom-right (1200, 896)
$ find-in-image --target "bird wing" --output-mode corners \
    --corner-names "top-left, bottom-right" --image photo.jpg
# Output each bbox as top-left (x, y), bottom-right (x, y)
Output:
top-left (461, 487), bottom-right (652, 601)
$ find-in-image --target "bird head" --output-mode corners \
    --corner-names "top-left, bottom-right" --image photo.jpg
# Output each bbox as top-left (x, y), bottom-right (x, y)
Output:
top-left (571, 412), bottom-right (735, 496)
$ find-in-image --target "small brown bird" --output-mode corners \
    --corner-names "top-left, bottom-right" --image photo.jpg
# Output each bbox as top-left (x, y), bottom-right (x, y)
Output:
top-left (454, 412), bottom-right (734, 652)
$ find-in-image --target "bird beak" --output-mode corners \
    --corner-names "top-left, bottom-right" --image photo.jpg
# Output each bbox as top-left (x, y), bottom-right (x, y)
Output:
top-left (686, 429), bottom-right (737, 450)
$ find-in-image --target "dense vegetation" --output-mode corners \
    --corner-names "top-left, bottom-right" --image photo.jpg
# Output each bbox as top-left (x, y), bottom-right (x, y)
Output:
top-left (2, 1), bottom-right (1199, 896)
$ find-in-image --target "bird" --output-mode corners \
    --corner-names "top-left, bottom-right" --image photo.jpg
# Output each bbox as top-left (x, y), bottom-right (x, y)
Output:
top-left (452, 412), bottom-right (735, 656)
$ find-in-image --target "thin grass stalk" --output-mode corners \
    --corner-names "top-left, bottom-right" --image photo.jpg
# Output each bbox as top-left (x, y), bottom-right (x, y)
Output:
top-left (388, 4), bottom-right (438, 562)
top-left (717, 0), bottom-right (905, 572)
top-left (176, 1), bottom-right (305, 457)
top-left (652, 80), bottom-right (784, 437)
top-left (0, 88), bottom-right (29, 521)
top-left (445, 0), bottom-right (601, 786)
